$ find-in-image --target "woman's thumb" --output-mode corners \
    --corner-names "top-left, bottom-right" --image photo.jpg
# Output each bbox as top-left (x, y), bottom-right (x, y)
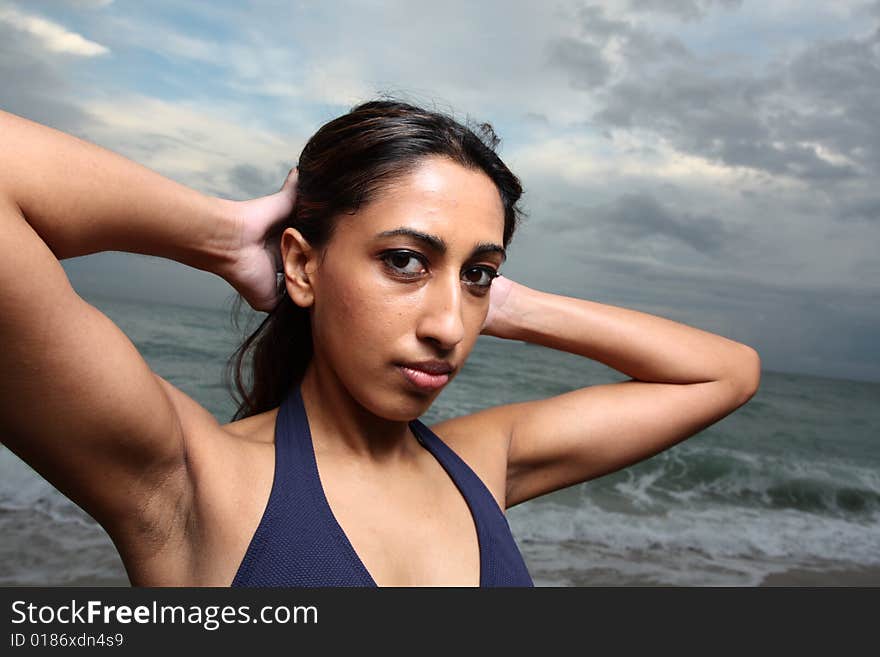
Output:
top-left (281, 166), bottom-right (299, 193)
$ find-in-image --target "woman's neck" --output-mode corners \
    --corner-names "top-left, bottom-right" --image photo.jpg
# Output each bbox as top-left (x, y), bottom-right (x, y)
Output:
top-left (299, 365), bottom-right (423, 465)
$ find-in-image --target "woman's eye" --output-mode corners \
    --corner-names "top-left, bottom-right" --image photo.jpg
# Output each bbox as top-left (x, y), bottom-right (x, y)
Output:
top-left (463, 267), bottom-right (498, 288)
top-left (382, 251), bottom-right (426, 276)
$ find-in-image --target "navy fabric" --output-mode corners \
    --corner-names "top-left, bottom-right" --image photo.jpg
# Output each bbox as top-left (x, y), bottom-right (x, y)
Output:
top-left (232, 382), bottom-right (534, 587)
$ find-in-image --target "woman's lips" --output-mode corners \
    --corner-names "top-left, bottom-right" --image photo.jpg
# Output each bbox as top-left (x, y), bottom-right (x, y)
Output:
top-left (397, 365), bottom-right (449, 391)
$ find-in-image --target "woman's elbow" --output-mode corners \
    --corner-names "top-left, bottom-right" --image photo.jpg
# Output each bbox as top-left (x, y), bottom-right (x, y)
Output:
top-left (733, 345), bottom-right (762, 406)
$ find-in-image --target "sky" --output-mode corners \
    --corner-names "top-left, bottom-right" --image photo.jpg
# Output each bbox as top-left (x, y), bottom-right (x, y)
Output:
top-left (1, 0), bottom-right (879, 383)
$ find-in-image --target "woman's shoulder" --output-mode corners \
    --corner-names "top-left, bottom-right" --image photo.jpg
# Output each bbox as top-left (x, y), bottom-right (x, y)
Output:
top-left (219, 407), bottom-right (280, 445)
top-left (154, 376), bottom-right (275, 445)
top-left (427, 407), bottom-right (513, 511)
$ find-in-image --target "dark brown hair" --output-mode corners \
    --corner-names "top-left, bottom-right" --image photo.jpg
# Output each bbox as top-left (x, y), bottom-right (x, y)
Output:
top-left (224, 98), bottom-right (526, 421)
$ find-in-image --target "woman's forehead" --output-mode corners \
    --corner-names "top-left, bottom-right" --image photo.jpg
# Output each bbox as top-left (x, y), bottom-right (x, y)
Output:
top-left (343, 158), bottom-right (506, 247)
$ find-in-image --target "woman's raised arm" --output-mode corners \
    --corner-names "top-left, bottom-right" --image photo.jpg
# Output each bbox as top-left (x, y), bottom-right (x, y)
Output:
top-left (0, 109), bottom-right (280, 579)
top-left (434, 276), bottom-right (762, 510)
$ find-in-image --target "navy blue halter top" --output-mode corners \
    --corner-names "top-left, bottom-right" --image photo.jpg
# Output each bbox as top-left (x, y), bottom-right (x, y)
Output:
top-left (231, 382), bottom-right (533, 587)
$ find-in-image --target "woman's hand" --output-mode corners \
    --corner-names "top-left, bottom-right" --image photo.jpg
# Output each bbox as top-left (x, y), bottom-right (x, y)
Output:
top-left (481, 274), bottom-right (518, 337)
top-left (220, 168), bottom-right (299, 312)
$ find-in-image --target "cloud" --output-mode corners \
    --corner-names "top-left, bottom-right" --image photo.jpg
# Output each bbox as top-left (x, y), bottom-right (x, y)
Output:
top-left (520, 188), bottom-right (749, 272)
top-left (840, 196), bottom-right (880, 223)
top-left (0, 4), bottom-right (108, 56)
top-left (546, 3), bottom-right (879, 192)
top-left (547, 38), bottom-right (611, 88)
top-left (594, 70), bottom-right (861, 182)
top-left (78, 95), bottom-right (303, 198)
top-left (0, 19), bottom-right (94, 131)
top-left (627, 0), bottom-right (743, 21)
top-left (506, 195), bottom-right (880, 383)
top-left (587, 192), bottom-right (739, 255)
top-left (227, 163), bottom-right (291, 199)
top-left (508, 128), bottom-right (744, 191)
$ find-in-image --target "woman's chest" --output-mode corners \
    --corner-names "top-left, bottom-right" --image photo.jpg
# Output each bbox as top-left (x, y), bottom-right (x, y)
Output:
top-left (318, 453), bottom-right (484, 586)
top-left (185, 429), bottom-right (501, 587)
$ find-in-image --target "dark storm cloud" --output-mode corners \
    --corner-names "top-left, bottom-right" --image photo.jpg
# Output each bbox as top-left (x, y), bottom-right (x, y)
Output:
top-left (223, 161), bottom-right (295, 200)
top-left (547, 37), bottom-right (611, 88)
top-left (597, 192), bottom-right (736, 254)
top-left (228, 164), bottom-right (273, 197)
top-left (549, 191), bottom-right (742, 256)
top-left (226, 162), bottom-right (292, 199)
top-left (549, 5), bottom-right (880, 193)
top-left (594, 69), bottom-right (860, 182)
top-left (512, 203), bottom-right (880, 383)
top-left (575, 4), bottom-right (691, 62)
top-left (548, 3), bottom-right (692, 86)
top-left (840, 196), bottom-right (880, 222)
top-left (786, 29), bottom-right (880, 174)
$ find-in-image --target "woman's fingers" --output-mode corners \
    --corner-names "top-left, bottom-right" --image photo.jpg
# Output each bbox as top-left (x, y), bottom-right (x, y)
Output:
top-left (216, 166), bottom-right (300, 312)
top-left (281, 166), bottom-right (299, 195)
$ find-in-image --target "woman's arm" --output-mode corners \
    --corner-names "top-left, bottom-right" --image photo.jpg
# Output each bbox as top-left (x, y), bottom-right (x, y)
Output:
top-left (0, 109), bottom-right (282, 578)
top-left (0, 110), bottom-right (236, 271)
top-left (454, 276), bottom-right (760, 508)
top-left (483, 276), bottom-right (760, 387)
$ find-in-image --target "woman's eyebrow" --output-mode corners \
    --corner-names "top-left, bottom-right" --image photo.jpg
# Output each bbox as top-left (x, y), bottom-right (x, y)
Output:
top-left (374, 227), bottom-right (506, 262)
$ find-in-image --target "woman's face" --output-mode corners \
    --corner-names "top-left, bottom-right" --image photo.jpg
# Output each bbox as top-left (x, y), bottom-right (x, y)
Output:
top-left (286, 155), bottom-right (507, 420)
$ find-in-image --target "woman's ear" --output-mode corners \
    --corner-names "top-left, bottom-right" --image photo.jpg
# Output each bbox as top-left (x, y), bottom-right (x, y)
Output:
top-left (280, 227), bottom-right (318, 308)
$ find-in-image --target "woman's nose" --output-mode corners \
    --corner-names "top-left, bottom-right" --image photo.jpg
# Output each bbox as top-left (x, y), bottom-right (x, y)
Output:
top-left (415, 270), bottom-right (465, 350)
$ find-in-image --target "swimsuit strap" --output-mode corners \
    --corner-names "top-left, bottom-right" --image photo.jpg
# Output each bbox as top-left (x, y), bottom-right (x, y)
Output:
top-left (232, 383), bottom-right (374, 586)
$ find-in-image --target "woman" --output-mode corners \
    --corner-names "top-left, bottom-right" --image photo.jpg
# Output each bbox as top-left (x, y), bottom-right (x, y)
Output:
top-left (0, 100), bottom-right (760, 587)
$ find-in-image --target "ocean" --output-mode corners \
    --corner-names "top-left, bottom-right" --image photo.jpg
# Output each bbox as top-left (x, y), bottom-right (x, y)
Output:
top-left (1, 293), bottom-right (878, 586)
